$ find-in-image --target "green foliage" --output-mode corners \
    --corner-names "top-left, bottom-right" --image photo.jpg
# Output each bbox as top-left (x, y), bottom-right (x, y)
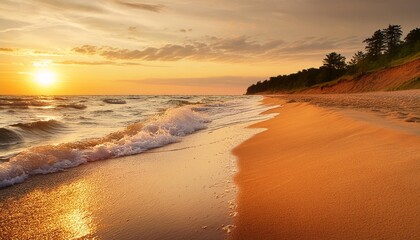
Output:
top-left (405, 28), bottom-right (420, 46)
top-left (323, 52), bottom-right (347, 69)
top-left (246, 67), bottom-right (346, 94)
top-left (246, 24), bottom-right (420, 95)
top-left (364, 29), bottom-right (386, 58)
top-left (384, 24), bottom-right (403, 55)
top-left (348, 51), bottom-right (366, 66)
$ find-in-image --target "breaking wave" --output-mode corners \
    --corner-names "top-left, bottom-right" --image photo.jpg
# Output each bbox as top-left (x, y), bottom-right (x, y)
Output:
top-left (0, 106), bottom-right (209, 188)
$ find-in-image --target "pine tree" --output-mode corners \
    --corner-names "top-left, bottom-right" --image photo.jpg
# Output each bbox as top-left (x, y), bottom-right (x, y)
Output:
top-left (363, 30), bottom-right (385, 58)
top-left (348, 51), bottom-right (366, 66)
top-left (323, 52), bottom-right (346, 69)
top-left (384, 24), bottom-right (403, 54)
top-left (405, 28), bottom-right (420, 46)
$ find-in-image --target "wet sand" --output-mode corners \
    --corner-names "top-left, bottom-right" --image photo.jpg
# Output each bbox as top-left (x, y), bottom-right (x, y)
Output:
top-left (0, 120), bottom-right (267, 239)
top-left (2, 91), bottom-right (419, 239)
top-left (233, 92), bottom-right (420, 239)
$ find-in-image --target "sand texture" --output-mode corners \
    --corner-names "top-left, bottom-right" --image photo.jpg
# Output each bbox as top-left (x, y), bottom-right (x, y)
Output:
top-left (283, 90), bottom-right (420, 132)
top-left (233, 94), bottom-right (420, 239)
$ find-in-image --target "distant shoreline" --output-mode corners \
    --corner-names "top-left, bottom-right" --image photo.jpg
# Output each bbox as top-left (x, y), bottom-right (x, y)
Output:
top-left (247, 58), bottom-right (420, 95)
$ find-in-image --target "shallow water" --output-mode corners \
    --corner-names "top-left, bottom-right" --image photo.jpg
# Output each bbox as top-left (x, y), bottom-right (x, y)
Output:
top-left (0, 95), bottom-right (270, 188)
top-left (0, 95), bottom-right (277, 239)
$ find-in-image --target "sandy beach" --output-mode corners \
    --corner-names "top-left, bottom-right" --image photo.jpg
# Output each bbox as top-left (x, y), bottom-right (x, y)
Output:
top-left (1, 92), bottom-right (419, 239)
top-left (1, 1), bottom-right (419, 239)
top-left (233, 90), bottom-right (420, 239)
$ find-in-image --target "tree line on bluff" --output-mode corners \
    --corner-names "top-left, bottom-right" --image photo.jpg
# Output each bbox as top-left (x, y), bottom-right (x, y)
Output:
top-left (246, 25), bottom-right (420, 94)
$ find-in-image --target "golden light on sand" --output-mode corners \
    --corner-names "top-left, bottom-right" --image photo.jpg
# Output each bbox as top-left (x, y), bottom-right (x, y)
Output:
top-left (34, 69), bottom-right (56, 87)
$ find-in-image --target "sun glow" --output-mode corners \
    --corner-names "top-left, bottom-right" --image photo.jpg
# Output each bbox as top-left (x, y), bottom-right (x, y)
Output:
top-left (34, 70), bottom-right (56, 87)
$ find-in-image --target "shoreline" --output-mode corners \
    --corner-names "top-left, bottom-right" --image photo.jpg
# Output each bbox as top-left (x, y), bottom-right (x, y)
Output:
top-left (0, 96), bottom-right (273, 239)
top-left (0, 121), bottom-right (253, 239)
top-left (232, 94), bottom-right (420, 239)
top-left (1, 92), bottom-right (419, 239)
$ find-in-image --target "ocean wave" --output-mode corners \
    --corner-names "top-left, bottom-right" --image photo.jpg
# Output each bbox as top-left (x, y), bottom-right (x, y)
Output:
top-left (57, 104), bottom-right (87, 110)
top-left (103, 98), bottom-right (127, 104)
top-left (0, 99), bottom-right (50, 108)
top-left (93, 109), bottom-right (114, 114)
top-left (11, 120), bottom-right (66, 134)
top-left (0, 106), bottom-right (209, 188)
top-left (53, 97), bottom-right (67, 100)
top-left (167, 99), bottom-right (192, 106)
top-left (0, 97), bottom-right (32, 101)
top-left (79, 121), bottom-right (97, 125)
top-left (0, 128), bottom-right (22, 146)
top-left (0, 120), bottom-right (67, 151)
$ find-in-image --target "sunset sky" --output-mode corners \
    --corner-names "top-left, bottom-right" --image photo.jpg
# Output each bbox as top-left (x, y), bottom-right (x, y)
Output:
top-left (1, 0), bottom-right (419, 95)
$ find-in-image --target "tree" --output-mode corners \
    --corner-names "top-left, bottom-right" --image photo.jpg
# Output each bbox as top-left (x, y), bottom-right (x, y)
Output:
top-left (348, 51), bottom-right (366, 66)
top-left (405, 28), bottom-right (420, 46)
top-left (363, 30), bottom-right (385, 58)
top-left (384, 24), bottom-right (403, 54)
top-left (323, 52), bottom-right (346, 69)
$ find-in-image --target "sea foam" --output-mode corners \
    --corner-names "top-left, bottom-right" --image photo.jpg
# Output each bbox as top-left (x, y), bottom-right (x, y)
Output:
top-left (0, 106), bottom-right (209, 188)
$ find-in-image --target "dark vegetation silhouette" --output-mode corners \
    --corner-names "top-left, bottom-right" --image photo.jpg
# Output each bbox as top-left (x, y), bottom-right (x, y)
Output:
top-left (246, 25), bottom-right (420, 94)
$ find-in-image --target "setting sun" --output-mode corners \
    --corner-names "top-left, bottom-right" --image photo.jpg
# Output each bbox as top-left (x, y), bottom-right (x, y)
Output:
top-left (0, 1), bottom-right (419, 240)
top-left (34, 70), bottom-right (56, 87)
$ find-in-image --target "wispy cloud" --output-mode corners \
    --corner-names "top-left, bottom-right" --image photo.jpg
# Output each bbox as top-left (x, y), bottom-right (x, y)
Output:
top-left (0, 47), bottom-right (15, 52)
top-left (54, 60), bottom-right (115, 65)
top-left (0, 33), bottom-right (362, 66)
top-left (34, 0), bottom-right (105, 13)
top-left (54, 60), bottom-right (151, 66)
top-left (179, 29), bottom-right (192, 33)
top-left (115, 0), bottom-right (164, 12)
top-left (0, 47), bottom-right (64, 56)
top-left (72, 36), bottom-right (284, 62)
top-left (279, 36), bottom-right (361, 54)
top-left (71, 35), bottom-right (363, 62)
top-left (121, 76), bottom-right (262, 87)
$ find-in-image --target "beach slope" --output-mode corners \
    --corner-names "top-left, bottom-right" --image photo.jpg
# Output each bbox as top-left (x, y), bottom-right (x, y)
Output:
top-left (233, 95), bottom-right (420, 239)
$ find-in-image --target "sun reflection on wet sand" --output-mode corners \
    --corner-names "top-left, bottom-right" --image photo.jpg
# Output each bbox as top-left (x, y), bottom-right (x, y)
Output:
top-left (0, 179), bottom-right (96, 239)
top-left (65, 208), bottom-right (92, 239)
top-left (0, 102), bottom-right (269, 239)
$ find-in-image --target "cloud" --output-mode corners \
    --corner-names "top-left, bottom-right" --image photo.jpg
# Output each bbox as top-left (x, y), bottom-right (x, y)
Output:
top-left (33, 0), bottom-right (105, 13)
top-left (115, 1), bottom-right (164, 12)
top-left (121, 76), bottom-right (262, 87)
top-left (0, 47), bottom-right (63, 56)
top-left (71, 34), bottom-right (364, 63)
top-left (206, 36), bottom-right (284, 53)
top-left (72, 36), bottom-right (284, 62)
top-left (274, 36), bottom-right (362, 56)
top-left (72, 45), bottom-right (99, 55)
top-left (0, 47), bottom-right (15, 52)
top-left (54, 60), bottom-right (166, 67)
top-left (180, 29), bottom-right (192, 33)
top-left (55, 60), bottom-right (115, 65)
top-left (1, 34), bottom-right (363, 66)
